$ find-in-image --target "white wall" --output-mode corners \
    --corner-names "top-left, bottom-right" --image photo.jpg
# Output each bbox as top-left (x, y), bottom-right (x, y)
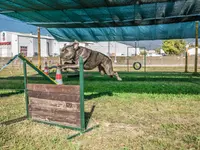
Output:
top-left (40, 38), bottom-right (47, 57)
top-left (52, 41), bottom-right (59, 55)
top-left (86, 42), bottom-right (140, 56)
top-left (33, 38), bottom-right (38, 56)
top-left (18, 36), bottom-right (34, 57)
top-left (188, 48), bottom-right (200, 55)
top-left (11, 34), bottom-right (18, 56)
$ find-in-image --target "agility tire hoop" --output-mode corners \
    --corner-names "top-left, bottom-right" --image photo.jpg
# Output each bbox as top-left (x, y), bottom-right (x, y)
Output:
top-left (133, 62), bottom-right (142, 70)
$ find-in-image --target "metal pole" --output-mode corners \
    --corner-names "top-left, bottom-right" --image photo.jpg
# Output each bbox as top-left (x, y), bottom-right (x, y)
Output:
top-left (79, 56), bottom-right (85, 131)
top-left (127, 47), bottom-right (129, 72)
top-left (114, 42), bottom-right (117, 63)
top-left (185, 45), bottom-right (189, 73)
top-left (135, 41), bottom-right (137, 56)
top-left (23, 61), bottom-right (29, 118)
top-left (108, 41), bottom-right (110, 56)
top-left (144, 49), bottom-right (147, 72)
top-left (38, 27), bottom-right (41, 69)
top-left (194, 21), bottom-right (199, 73)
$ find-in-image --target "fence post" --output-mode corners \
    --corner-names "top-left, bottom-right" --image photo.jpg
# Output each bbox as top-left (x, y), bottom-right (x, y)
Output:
top-left (23, 61), bottom-right (29, 118)
top-left (185, 44), bottom-right (189, 73)
top-left (38, 27), bottom-right (41, 70)
top-left (194, 21), bottom-right (199, 73)
top-left (127, 47), bottom-right (129, 72)
top-left (144, 50), bottom-right (147, 72)
top-left (79, 57), bottom-right (85, 131)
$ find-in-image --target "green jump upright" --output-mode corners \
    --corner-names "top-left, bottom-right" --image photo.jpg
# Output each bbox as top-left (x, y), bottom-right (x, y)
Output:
top-left (79, 56), bottom-right (85, 131)
top-left (23, 61), bottom-right (29, 118)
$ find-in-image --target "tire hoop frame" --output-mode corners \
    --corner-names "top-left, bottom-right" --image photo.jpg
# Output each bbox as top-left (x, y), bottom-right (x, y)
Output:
top-left (133, 62), bottom-right (142, 70)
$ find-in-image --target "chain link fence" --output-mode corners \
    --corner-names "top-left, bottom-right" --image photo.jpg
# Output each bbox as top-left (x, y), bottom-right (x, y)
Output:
top-left (0, 55), bottom-right (200, 75)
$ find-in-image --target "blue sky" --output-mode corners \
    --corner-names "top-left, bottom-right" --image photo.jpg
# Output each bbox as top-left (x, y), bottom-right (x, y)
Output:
top-left (0, 14), bottom-right (49, 35)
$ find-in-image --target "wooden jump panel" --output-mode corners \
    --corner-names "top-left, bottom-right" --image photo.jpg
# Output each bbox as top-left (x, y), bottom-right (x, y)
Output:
top-left (27, 84), bottom-right (81, 128)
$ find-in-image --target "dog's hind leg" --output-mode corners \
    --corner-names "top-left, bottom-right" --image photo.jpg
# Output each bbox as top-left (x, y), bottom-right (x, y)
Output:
top-left (102, 60), bottom-right (122, 81)
top-left (98, 64), bottom-right (106, 76)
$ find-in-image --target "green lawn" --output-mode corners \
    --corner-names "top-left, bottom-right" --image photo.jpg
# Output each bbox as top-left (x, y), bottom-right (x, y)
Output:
top-left (0, 69), bottom-right (200, 150)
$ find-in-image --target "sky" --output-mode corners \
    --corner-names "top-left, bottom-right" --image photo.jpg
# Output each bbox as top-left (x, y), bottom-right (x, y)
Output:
top-left (0, 14), bottom-right (49, 35)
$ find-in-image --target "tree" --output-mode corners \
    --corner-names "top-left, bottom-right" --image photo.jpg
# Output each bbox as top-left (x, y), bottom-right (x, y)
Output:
top-left (162, 40), bottom-right (186, 55)
top-left (140, 50), bottom-right (147, 55)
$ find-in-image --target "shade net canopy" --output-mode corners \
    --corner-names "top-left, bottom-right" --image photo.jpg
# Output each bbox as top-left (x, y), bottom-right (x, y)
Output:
top-left (0, 0), bottom-right (200, 41)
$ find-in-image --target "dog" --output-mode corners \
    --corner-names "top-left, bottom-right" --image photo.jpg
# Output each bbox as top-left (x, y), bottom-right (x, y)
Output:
top-left (59, 42), bottom-right (122, 81)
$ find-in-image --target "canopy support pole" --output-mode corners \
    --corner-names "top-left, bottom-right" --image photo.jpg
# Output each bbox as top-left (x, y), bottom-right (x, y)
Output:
top-left (185, 46), bottom-right (189, 73)
top-left (194, 21), bottom-right (199, 73)
top-left (144, 49), bottom-right (147, 73)
top-left (127, 47), bottom-right (129, 72)
top-left (38, 27), bottom-right (41, 69)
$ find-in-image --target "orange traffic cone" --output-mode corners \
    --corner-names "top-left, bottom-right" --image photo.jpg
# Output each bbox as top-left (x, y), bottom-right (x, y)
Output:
top-left (55, 64), bottom-right (63, 85)
top-left (44, 61), bottom-right (49, 75)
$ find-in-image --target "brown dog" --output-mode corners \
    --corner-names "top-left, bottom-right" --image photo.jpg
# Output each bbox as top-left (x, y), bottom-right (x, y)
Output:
top-left (59, 42), bottom-right (122, 81)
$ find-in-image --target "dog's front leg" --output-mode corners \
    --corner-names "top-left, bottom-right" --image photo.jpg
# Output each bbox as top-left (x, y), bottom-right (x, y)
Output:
top-left (59, 63), bottom-right (79, 69)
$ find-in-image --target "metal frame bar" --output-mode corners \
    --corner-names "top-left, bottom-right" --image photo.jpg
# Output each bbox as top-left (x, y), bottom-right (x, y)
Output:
top-left (185, 47), bottom-right (188, 73)
top-left (79, 56), bottom-right (85, 131)
top-left (38, 27), bottom-right (41, 70)
top-left (33, 120), bottom-right (82, 131)
top-left (194, 21), bottom-right (199, 73)
top-left (23, 61), bottom-right (29, 118)
top-left (18, 54), bottom-right (57, 84)
top-left (0, 54), bottom-right (18, 72)
top-left (144, 49), bottom-right (147, 72)
top-left (67, 125), bottom-right (99, 140)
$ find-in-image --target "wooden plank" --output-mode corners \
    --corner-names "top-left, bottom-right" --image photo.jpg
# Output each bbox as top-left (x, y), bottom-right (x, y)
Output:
top-left (29, 105), bottom-right (80, 119)
top-left (31, 113), bottom-right (80, 127)
top-left (31, 116), bottom-right (80, 127)
top-left (27, 84), bottom-right (80, 94)
top-left (29, 97), bottom-right (80, 112)
top-left (28, 91), bottom-right (80, 102)
top-left (29, 108), bottom-right (80, 126)
top-left (30, 113), bottom-right (80, 125)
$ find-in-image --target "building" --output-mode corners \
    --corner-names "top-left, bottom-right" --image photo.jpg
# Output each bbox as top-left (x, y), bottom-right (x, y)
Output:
top-left (0, 31), bottom-right (71, 57)
top-left (86, 42), bottom-right (140, 56)
top-left (0, 31), bottom-right (141, 57)
top-left (188, 47), bottom-right (200, 56)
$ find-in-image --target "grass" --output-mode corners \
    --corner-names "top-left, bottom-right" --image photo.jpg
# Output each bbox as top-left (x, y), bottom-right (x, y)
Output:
top-left (0, 67), bottom-right (200, 150)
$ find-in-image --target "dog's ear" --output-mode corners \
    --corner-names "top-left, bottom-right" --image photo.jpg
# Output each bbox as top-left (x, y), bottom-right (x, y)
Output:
top-left (73, 42), bottom-right (79, 50)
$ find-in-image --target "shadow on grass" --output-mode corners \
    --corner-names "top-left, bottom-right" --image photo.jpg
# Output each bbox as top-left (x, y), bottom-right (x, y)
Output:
top-left (0, 90), bottom-right (24, 97)
top-left (85, 92), bottom-right (113, 101)
top-left (85, 105), bottom-right (96, 128)
top-left (0, 116), bottom-right (27, 125)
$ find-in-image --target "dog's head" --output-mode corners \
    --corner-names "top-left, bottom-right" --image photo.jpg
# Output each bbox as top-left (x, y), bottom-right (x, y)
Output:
top-left (60, 42), bottom-right (79, 61)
